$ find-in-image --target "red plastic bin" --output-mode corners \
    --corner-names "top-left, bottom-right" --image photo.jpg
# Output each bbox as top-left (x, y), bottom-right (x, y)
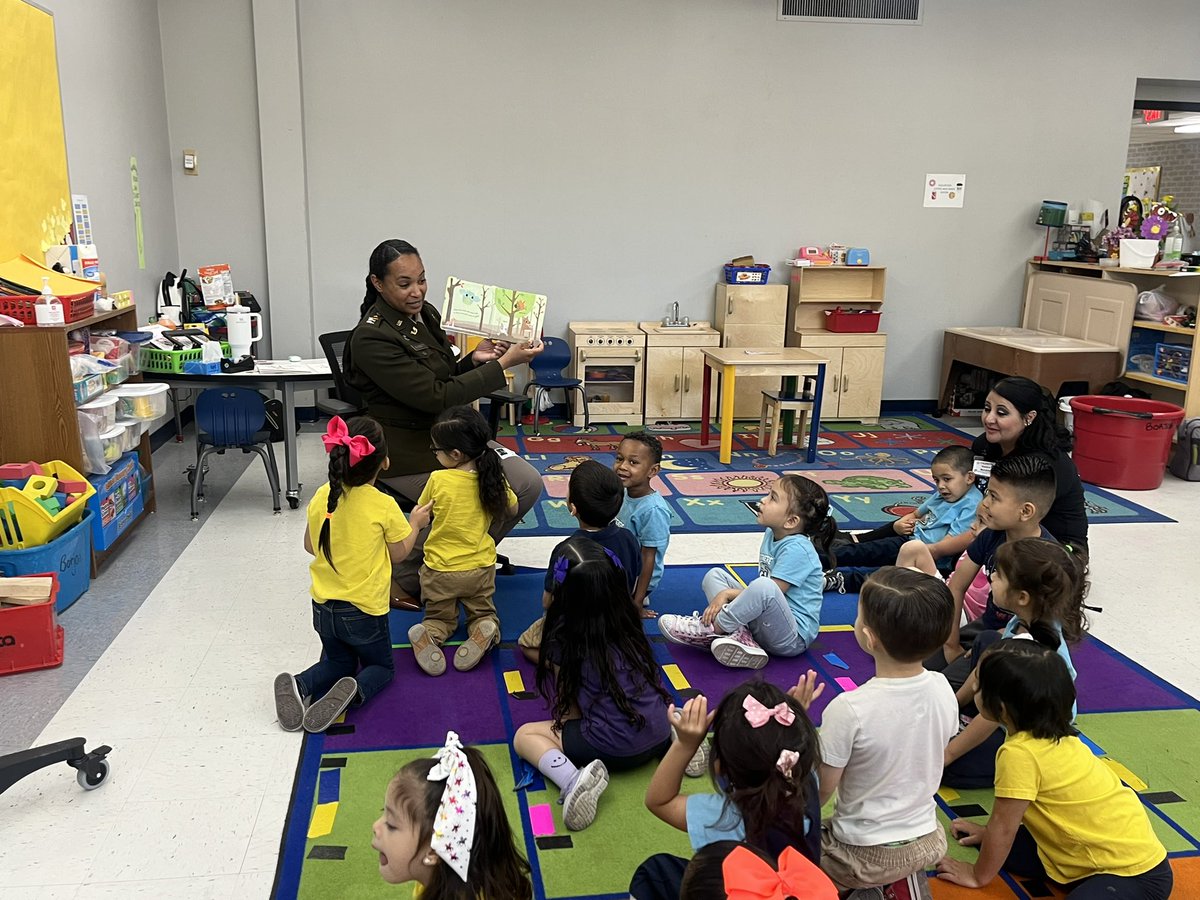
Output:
top-left (0, 292), bottom-right (95, 325)
top-left (0, 572), bottom-right (65, 676)
top-left (1069, 395), bottom-right (1185, 490)
top-left (824, 308), bottom-right (881, 333)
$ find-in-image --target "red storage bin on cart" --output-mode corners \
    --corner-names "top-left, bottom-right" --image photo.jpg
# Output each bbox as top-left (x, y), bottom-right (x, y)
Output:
top-left (0, 573), bottom-right (65, 676)
top-left (824, 307), bottom-right (882, 333)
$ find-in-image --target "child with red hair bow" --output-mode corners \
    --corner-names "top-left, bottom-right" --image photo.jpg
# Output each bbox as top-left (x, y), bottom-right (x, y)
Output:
top-left (272, 415), bottom-right (430, 733)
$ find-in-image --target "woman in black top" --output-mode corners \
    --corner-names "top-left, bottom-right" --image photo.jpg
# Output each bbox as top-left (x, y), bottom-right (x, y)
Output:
top-left (344, 239), bottom-right (545, 604)
top-left (971, 376), bottom-right (1088, 552)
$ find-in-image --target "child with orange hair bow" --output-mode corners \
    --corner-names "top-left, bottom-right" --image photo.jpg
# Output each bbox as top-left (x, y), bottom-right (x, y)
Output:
top-left (679, 842), bottom-right (837, 899)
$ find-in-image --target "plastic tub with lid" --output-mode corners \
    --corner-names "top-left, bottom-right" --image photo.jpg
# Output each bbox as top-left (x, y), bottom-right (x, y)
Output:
top-left (98, 425), bottom-right (125, 463)
top-left (112, 382), bottom-right (170, 420)
top-left (77, 394), bottom-right (118, 432)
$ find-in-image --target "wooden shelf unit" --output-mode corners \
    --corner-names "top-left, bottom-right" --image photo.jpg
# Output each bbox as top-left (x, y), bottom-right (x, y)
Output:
top-left (1026, 259), bottom-right (1200, 418)
top-left (0, 306), bottom-right (156, 572)
top-left (785, 266), bottom-right (887, 421)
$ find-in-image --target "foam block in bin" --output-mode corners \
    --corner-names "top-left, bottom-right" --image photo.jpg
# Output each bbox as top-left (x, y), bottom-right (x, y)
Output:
top-left (56, 479), bottom-right (88, 494)
top-left (35, 496), bottom-right (62, 515)
top-left (0, 462), bottom-right (40, 480)
top-left (21, 475), bottom-right (56, 499)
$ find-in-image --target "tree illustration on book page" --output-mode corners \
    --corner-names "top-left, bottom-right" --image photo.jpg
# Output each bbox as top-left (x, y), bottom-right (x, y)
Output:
top-left (442, 276), bottom-right (547, 341)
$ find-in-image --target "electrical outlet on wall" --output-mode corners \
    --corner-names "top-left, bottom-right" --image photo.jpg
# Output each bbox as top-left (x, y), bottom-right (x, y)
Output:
top-left (183, 150), bottom-right (198, 175)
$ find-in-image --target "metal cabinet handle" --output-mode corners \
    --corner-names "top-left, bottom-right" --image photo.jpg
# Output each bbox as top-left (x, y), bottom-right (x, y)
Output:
top-left (674, 374), bottom-right (681, 393)
top-left (832, 374), bottom-right (840, 393)
top-left (684, 374), bottom-right (691, 393)
top-left (580, 351), bottom-right (587, 362)
top-left (635, 349), bottom-right (641, 362)
top-left (842, 375), bottom-right (849, 392)
top-left (728, 296), bottom-right (734, 316)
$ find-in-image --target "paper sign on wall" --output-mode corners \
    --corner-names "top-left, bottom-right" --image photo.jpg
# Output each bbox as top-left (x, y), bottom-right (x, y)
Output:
top-left (923, 173), bottom-right (966, 208)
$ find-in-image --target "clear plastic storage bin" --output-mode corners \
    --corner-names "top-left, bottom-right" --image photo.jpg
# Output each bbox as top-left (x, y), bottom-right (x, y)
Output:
top-left (112, 382), bottom-right (170, 420)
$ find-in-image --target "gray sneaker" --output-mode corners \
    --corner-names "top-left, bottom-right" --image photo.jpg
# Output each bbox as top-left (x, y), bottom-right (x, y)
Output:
top-left (302, 676), bottom-right (358, 733)
top-left (273, 672), bottom-right (306, 732)
top-left (562, 759), bottom-right (609, 831)
top-left (823, 570), bottom-right (847, 594)
top-left (711, 627), bottom-right (768, 669)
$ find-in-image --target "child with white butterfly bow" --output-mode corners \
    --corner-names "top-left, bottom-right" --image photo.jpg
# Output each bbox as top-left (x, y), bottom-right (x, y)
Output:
top-left (816, 566), bottom-right (958, 895)
top-left (372, 731), bottom-right (532, 899)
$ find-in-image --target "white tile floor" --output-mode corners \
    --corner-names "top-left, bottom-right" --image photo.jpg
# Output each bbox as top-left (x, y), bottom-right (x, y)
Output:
top-left (3, 426), bottom-right (1197, 898)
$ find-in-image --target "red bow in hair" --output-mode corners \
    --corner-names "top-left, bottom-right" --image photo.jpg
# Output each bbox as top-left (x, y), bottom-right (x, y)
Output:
top-left (321, 416), bottom-right (375, 466)
top-left (722, 846), bottom-right (838, 900)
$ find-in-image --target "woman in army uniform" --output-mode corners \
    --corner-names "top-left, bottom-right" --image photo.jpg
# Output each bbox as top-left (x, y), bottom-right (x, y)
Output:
top-left (345, 239), bottom-right (545, 606)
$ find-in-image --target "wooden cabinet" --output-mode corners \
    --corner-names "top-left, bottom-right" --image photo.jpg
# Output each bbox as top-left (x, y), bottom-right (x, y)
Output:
top-left (713, 284), bottom-right (788, 417)
top-left (1026, 260), bottom-right (1200, 418)
top-left (785, 266), bottom-right (887, 421)
top-left (640, 322), bottom-right (720, 420)
top-left (0, 306), bottom-right (156, 571)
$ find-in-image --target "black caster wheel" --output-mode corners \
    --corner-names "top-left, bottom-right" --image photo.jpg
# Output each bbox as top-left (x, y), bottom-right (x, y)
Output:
top-left (288, 496), bottom-right (300, 510)
top-left (77, 759), bottom-right (110, 791)
top-left (186, 468), bottom-right (195, 485)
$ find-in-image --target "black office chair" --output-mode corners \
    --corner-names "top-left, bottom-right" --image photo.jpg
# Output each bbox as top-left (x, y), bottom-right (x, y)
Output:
top-left (317, 330), bottom-right (367, 418)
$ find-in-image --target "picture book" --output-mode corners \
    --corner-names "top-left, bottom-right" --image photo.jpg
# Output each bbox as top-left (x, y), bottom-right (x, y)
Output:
top-left (441, 276), bottom-right (546, 343)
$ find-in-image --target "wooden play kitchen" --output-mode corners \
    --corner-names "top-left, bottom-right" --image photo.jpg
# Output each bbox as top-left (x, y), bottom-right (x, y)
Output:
top-left (640, 321), bottom-right (720, 421)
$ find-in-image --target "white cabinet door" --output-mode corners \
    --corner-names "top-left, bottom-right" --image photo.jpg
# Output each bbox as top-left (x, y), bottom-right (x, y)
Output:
top-left (838, 346), bottom-right (885, 419)
top-left (679, 347), bottom-right (708, 419)
top-left (644, 347), bottom-right (683, 419)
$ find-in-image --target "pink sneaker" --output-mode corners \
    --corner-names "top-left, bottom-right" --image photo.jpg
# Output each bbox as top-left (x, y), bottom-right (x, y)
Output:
top-left (711, 627), bottom-right (768, 669)
top-left (658, 612), bottom-right (718, 649)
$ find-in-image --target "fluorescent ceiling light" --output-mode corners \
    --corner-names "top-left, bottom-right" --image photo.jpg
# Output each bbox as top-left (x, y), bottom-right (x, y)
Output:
top-left (1174, 123), bottom-right (1200, 133)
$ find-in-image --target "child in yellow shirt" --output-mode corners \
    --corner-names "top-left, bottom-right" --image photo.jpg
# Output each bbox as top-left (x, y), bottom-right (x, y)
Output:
top-left (274, 416), bottom-right (430, 733)
top-left (409, 406), bottom-right (517, 676)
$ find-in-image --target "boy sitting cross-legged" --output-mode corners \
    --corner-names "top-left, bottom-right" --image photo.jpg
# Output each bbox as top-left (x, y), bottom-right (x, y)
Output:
top-left (817, 566), bottom-right (959, 896)
top-left (518, 460), bottom-right (641, 664)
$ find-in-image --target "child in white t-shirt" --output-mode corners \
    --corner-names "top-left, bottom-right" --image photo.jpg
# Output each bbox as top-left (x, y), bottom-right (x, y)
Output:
top-left (817, 566), bottom-right (958, 893)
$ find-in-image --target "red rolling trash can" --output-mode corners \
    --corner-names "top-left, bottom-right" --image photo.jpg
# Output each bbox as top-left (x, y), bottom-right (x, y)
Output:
top-left (1069, 396), bottom-right (1185, 490)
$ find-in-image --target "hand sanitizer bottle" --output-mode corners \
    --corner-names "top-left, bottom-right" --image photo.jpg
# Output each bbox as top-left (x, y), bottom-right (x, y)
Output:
top-left (34, 276), bottom-right (65, 326)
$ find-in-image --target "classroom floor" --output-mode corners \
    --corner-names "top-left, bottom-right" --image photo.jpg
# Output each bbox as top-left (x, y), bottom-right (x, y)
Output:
top-left (2, 418), bottom-right (1198, 899)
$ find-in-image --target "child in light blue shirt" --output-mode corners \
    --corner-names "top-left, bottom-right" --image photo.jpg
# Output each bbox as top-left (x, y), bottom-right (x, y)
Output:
top-left (614, 432), bottom-right (672, 617)
top-left (828, 444), bottom-right (981, 593)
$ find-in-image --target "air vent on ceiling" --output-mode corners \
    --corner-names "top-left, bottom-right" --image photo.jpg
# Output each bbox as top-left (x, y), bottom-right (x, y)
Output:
top-left (778, 0), bottom-right (922, 25)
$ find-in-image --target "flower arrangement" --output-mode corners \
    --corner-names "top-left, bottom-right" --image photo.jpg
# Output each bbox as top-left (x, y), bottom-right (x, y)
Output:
top-left (1101, 225), bottom-right (1137, 257)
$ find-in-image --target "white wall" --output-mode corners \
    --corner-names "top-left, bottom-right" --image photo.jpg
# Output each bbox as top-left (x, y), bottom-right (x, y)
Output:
top-left (158, 0), bottom-right (270, 351)
top-left (41, 0), bottom-right (178, 323)
top-left (183, 0), bottom-right (1200, 399)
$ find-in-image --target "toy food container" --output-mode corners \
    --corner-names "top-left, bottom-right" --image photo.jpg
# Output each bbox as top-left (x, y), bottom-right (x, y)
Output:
top-left (73, 374), bottom-right (105, 405)
top-left (98, 425), bottom-right (125, 463)
top-left (77, 395), bottom-right (118, 432)
top-left (112, 382), bottom-right (170, 420)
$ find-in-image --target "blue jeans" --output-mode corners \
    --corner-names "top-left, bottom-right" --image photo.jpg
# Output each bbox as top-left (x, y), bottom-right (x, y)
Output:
top-left (295, 600), bottom-right (394, 705)
top-left (704, 568), bottom-right (809, 657)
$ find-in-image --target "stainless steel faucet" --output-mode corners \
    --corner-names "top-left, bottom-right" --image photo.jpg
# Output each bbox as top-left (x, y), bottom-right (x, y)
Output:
top-left (671, 301), bottom-right (680, 323)
top-left (661, 302), bottom-right (691, 327)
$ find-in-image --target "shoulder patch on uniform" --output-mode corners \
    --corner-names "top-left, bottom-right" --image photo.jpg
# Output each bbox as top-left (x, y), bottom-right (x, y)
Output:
top-left (365, 313), bottom-right (381, 325)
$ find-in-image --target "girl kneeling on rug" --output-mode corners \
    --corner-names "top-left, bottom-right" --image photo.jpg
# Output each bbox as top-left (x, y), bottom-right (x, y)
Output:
top-left (631, 677), bottom-right (824, 900)
top-left (936, 641), bottom-right (1172, 898)
top-left (274, 415), bottom-right (430, 734)
top-left (513, 538), bottom-right (686, 832)
top-left (373, 731), bottom-right (532, 899)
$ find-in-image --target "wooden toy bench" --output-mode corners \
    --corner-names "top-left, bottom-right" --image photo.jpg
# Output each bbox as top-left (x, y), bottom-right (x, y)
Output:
top-left (938, 270), bottom-right (1136, 410)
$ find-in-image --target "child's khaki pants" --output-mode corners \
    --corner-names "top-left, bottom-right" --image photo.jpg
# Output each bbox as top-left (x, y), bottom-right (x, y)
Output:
top-left (418, 564), bottom-right (498, 644)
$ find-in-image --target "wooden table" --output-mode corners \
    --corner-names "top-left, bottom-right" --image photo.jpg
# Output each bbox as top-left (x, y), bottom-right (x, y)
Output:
top-left (699, 347), bottom-right (829, 464)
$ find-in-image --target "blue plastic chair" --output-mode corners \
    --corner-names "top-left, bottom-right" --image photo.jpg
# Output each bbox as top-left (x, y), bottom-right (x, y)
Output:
top-left (522, 336), bottom-right (589, 435)
top-left (189, 387), bottom-right (281, 519)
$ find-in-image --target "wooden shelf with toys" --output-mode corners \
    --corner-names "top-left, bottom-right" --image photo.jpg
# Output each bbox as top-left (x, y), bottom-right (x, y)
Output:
top-left (0, 301), bottom-right (157, 574)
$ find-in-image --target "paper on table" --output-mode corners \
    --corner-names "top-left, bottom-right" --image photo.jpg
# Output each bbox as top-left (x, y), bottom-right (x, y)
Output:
top-left (253, 359), bottom-right (330, 375)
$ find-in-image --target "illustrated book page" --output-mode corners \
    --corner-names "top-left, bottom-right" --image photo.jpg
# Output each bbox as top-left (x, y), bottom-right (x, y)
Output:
top-left (441, 276), bottom-right (546, 343)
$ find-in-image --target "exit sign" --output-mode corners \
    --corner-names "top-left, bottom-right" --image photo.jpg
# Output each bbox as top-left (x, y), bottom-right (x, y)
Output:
top-left (1143, 109), bottom-right (1165, 123)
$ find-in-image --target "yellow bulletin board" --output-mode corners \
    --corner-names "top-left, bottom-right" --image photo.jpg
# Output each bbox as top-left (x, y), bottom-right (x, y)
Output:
top-left (0, 0), bottom-right (72, 261)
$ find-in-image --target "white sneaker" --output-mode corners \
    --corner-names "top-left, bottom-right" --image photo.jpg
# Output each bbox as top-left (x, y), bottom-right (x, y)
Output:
top-left (711, 626), bottom-right (768, 669)
top-left (823, 570), bottom-right (847, 594)
top-left (563, 760), bottom-right (609, 831)
top-left (658, 612), bottom-right (718, 649)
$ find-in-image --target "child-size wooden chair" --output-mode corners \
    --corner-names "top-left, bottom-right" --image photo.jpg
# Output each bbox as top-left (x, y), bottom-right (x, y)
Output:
top-left (759, 376), bottom-right (818, 456)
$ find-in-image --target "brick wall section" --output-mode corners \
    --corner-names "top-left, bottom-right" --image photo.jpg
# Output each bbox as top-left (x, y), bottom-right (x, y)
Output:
top-left (1126, 140), bottom-right (1200, 219)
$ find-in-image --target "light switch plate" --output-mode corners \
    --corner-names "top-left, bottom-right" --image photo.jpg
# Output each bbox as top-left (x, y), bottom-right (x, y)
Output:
top-left (183, 150), bottom-right (198, 175)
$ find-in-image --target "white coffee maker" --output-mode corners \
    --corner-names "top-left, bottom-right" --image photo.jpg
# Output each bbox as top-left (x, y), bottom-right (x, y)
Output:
top-left (226, 304), bottom-right (263, 358)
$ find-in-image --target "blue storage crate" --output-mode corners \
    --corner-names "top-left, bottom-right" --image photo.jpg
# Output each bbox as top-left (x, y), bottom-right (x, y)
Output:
top-left (86, 452), bottom-right (144, 552)
top-left (723, 264), bottom-right (771, 284)
top-left (1154, 342), bottom-right (1191, 384)
top-left (0, 511), bottom-right (92, 612)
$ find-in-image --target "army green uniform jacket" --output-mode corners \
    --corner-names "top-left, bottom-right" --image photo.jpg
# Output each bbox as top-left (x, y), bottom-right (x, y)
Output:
top-left (344, 297), bottom-right (506, 475)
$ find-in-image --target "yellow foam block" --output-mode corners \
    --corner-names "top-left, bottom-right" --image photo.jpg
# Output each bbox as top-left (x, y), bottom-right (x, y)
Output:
top-left (938, 787), bottom-right (961, 803)
top-left (1102, 757), bottom-right (1148, 791)
top-left (504, 670), bottom-right (526, 694)
top-left (308, 801), bottom-right (338, 838)
top-left (662, 664), bottom-right (690, 691)
top-left (819, 624), bottom-right (855, 632)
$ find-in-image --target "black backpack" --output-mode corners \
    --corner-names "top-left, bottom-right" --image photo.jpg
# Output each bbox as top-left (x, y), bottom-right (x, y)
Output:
top-left (1169, 417), bottom-right (1200, 481)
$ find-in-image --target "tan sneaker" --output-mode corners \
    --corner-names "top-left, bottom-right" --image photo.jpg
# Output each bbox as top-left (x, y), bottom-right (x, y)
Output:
top-left (408, 623), bottom-right (446, 676)
top-left (453, 620), bottom-right (499, 672)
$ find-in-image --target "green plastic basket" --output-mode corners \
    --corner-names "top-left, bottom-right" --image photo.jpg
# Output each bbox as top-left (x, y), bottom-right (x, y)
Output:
top-left (138, 342), bottom-right (231, 374)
